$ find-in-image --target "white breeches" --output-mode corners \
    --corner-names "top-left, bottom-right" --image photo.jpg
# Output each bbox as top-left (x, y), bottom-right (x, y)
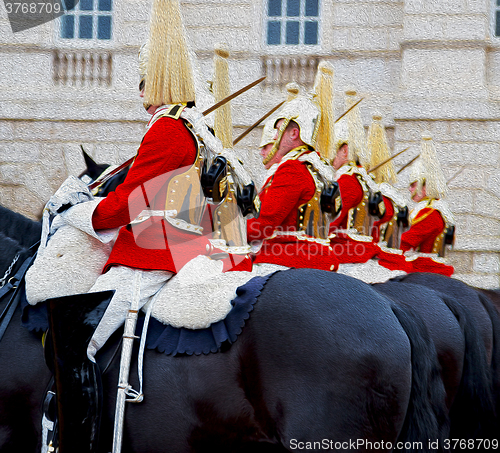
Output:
top-left (87, 266), bottom-right (173, 362)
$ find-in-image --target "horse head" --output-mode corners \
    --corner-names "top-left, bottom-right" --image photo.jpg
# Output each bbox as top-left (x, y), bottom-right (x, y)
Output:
top-left (78, 147), bottom-right (130, 198)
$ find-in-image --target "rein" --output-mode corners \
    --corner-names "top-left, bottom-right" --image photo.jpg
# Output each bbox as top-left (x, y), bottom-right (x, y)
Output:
top-left (0, 242), bottom-right (39, 343)
top-left (0, 252), bottom-right (20, 289)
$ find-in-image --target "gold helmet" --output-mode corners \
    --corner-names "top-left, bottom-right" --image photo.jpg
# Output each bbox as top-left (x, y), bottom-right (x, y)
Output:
top-left (273, 94), bottom-right (320, 147)
top-left (367, 114), bottom-right (396, 184)
top-left (262, 94), bottom-right (320, 166)
top-left (259, 82), bottom-right (301, 148)
top-left (409, 132), bottom-right (448, 199)
top-left (262, 61), bottom-right (335, 165)
top-left (140, 0), bottom-right (196, 108)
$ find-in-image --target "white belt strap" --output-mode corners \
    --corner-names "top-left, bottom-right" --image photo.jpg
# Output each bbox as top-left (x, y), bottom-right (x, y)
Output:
top-left (129, 209), bottom-right (204, 235)
top-left (129, 209), bottom-right (178, 224)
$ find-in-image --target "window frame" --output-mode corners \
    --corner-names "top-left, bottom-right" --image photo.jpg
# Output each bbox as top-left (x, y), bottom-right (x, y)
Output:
top-left (56, 0), bottom-right (114, 47)
top-left (493, 0), bottom-right (500, 39)
top-left (263, 0), bottom-right (322, 51)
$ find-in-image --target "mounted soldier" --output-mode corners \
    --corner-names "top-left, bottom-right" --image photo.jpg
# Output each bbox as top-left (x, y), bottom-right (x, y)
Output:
top-left (327, 89), bottom-right (382, 264)
top-left (399, 133), bottom-right (455, 275)
top-left (247, 62), bottom-right (341, 271)
top-left (25, 0), bottom-right (260, 451)
top-left (366, 113), bottom-right (408, 248)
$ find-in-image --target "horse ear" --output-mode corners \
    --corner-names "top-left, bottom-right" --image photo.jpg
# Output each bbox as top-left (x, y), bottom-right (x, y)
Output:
top-left (80, 146), bottom-right (108, 180)
top-left (81, 146), bottom-right (99, 172)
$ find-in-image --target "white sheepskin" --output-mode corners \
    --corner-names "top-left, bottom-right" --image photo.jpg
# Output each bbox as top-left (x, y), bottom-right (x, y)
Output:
top-left (148, 255), bottom-right (255, 329)
top-left (25, 224), bottom-right (112, 305)
top-left (337, 260), bottom-right (406, 284)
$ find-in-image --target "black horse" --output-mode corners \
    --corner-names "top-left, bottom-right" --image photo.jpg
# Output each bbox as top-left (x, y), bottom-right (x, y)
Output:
top-left (0, 197), bottom-right (450, 451)
top-left (0, 154), bottom-right (472, 451)
top-left (0, 237), bottom-right (449, 452)
top-left (373, 278), bottom-right (498, 443)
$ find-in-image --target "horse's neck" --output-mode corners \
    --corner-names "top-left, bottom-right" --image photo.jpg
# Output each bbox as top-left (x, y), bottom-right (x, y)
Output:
top-left (0, 205), bottom-right (41, 249)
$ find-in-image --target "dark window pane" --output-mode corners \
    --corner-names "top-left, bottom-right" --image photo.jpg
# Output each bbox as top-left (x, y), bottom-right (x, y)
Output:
top-left (98, 15), bottom-right (111, 39)
top-left (268, 0), bottom-right (281, 16)
top-left (80, 0), bottom-right (93, 10)
top-left (287, 0), bottom-right (300, 16)
top-left (79, 15), bottom-right (93, 38)
top-left (267, 21), bottom-right (281, 44)
top-left (305, 0), bottom-right (318, 16)
top-left (61, 14), bottom-right (74, 38)
top-left (98, 0), bottom-right (111, 11)
top-left (497, 0), bottom-right (500, 6)
top-left (286, 21), bottom-right (299, 44)
top-left (304, 20), bottom-right (318, 44)
top-left (497, 11), bottom-right (500, 36)
top-left (61, 0), bottom-right (77, 11)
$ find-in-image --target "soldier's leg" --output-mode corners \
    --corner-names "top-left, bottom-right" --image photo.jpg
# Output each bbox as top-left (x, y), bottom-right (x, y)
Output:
top-left (86, 266), bottom-right (173, 362)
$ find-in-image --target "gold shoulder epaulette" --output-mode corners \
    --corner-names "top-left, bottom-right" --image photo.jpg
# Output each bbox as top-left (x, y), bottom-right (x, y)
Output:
top-left (163, 104), bottom-right (186, 120)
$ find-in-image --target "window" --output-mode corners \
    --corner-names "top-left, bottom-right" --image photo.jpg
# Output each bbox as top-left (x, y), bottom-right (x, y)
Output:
top-left (496, 0), bottom-right (500, 36)
top-left (266, 0), bottom-right (319, 46)
top-left (60, 0), bottom-right (112, 40)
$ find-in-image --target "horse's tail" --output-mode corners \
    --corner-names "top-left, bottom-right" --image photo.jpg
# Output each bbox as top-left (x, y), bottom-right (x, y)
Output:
top-left (477, 291), bottom-right (500, 429)
top-left (390, 302), bottom-right (448, 453)
top-left (439, 293), bottom-right (497, 440)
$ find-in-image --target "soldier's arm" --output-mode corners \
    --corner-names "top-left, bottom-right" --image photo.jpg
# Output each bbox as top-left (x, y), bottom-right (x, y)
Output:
top-left (400, 209), bottom-right (444, 251)
top-left (247, 161), bottom-right (314, 242)
top-left (92, 117), bottom-right (196, 230)
top-left (329, 173), bottom-right (364, 233)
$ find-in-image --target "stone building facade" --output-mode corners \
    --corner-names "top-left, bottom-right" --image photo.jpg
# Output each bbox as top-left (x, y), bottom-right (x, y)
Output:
top-left (0, 0), bottom-right (499, 287)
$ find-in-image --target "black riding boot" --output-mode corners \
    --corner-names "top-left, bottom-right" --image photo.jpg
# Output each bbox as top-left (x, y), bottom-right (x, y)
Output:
top-left (45, 290), bottom-right (114, 453)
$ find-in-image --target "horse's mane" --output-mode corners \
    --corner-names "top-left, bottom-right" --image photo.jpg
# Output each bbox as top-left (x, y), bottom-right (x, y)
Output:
top-left (0, 205), bottom-right (41, 249)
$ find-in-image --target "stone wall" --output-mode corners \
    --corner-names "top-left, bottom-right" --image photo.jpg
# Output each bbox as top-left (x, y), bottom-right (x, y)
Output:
top-left (1, 0), bottom-right (499, 287)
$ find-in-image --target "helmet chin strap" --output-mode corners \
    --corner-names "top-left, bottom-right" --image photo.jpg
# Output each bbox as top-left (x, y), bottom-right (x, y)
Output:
top-left (262, 117), bottom-right (292, 166)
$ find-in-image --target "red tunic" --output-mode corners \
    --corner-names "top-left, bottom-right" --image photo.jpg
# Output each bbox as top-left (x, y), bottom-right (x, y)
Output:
top-left (329, 173), bottom-right (364, 232)
top-left (328, 171), bottom-right (378, 263)
top-left (376, 202), bottom-right (453, 276)
top-left (247, 156), bottom-right (339, 271)
top-left (400, 207), bottom-right (445, 253)
top-left (92, 115), bottom-right (212, 273)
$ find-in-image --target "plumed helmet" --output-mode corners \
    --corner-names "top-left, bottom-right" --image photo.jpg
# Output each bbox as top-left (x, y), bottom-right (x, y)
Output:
top-left (409, 132), bottom-right (448, 199)
top-left (367, 114), bottom-right (396, 184)
top-left (259, 82), bottom-right (302, 148)
top-left (261, 61), bottom-right (336, 165)
top-left (141, 0), bottom-right (196, 107)
top-left (213, 43), bottom-right (232, 148)
top-left (272, 94), bottom-right (321, 148)
top-left (312, 61), bottom-right (336, 161)
top-left (334, 89), bottom-right (369, 167)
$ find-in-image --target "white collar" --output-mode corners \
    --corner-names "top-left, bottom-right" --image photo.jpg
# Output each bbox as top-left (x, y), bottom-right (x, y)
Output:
top-left (410, 198), bottom-right (455, 224)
